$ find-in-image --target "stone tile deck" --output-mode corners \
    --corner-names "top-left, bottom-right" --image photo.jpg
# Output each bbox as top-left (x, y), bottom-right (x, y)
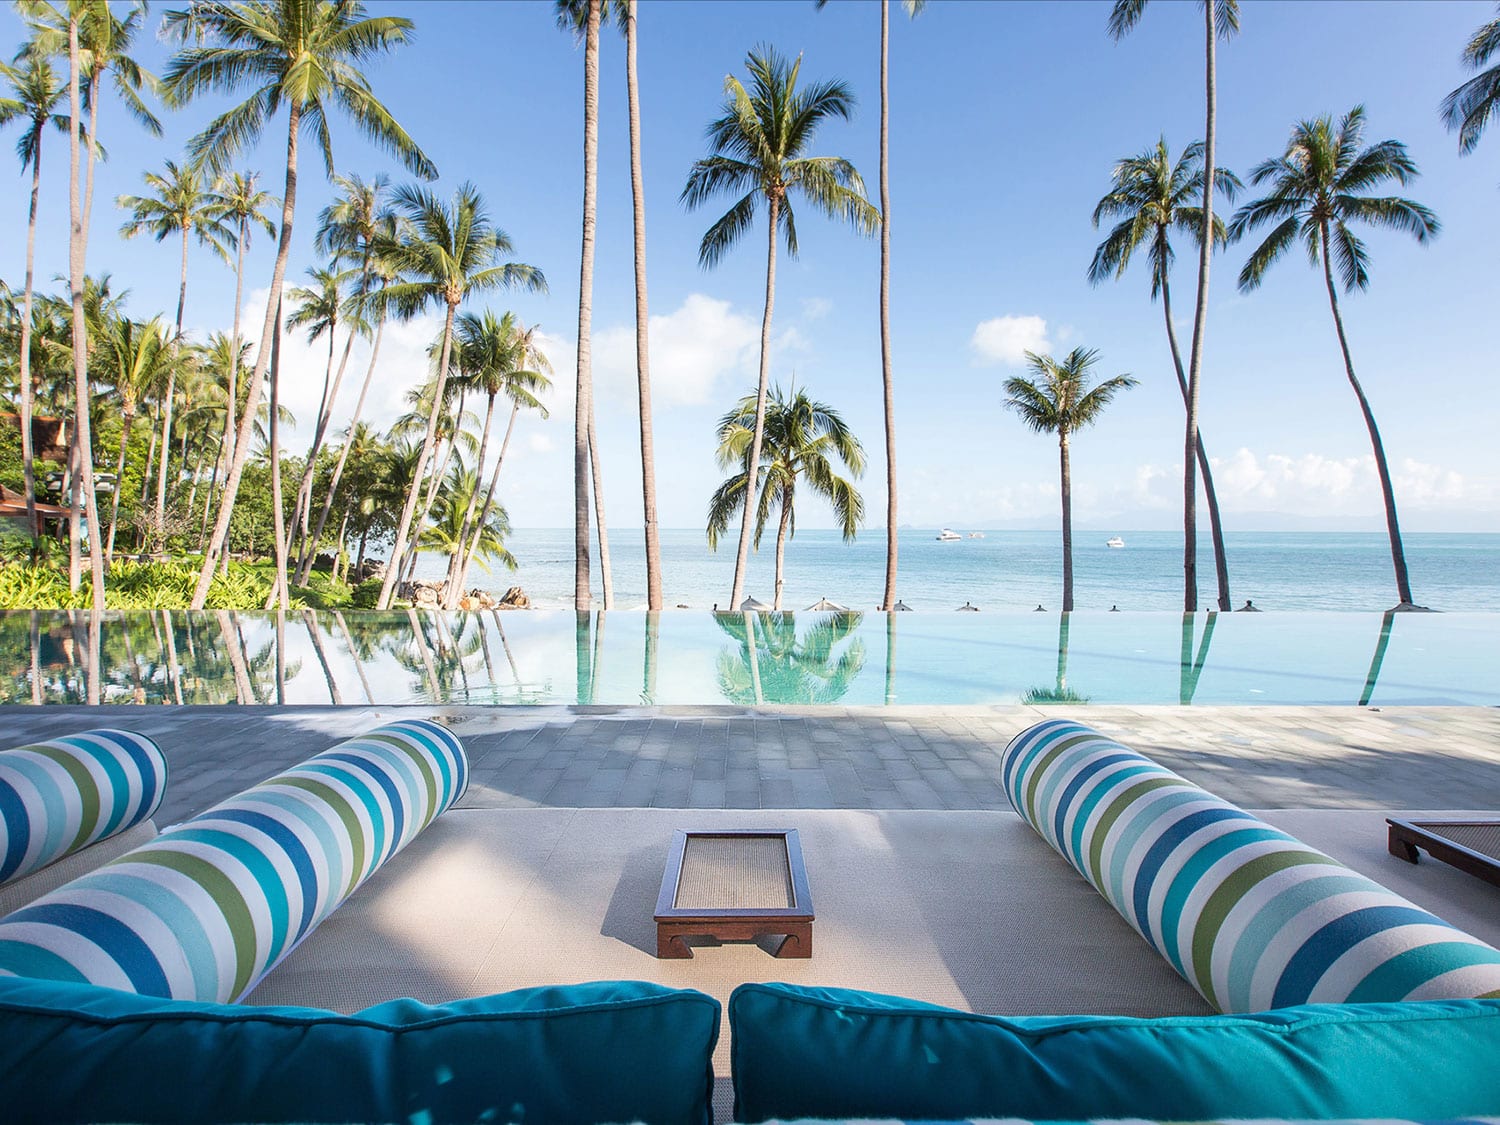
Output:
top-left (4, 703), bottom-right (1497, 825)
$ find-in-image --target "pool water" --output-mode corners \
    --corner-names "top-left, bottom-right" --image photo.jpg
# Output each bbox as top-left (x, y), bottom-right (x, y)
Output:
top-left (3, 609), bottom-right (1495, 707)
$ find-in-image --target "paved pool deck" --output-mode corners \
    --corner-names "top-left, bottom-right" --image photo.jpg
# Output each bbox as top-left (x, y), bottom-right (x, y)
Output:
top-left (3, 703), bottom-right (1497, 825)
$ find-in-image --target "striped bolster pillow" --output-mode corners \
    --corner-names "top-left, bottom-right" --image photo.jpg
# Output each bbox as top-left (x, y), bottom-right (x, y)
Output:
top-left (1001, 719), bottom-right (1500, 1012)
top-left (0, 730), bottom-right (166, 887)
top-left (0, 719), bottom-right (466, 1003)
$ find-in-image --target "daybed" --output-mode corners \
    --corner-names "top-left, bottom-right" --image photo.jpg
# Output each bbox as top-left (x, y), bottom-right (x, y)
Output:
top-left (1, 719), bottom-right (1497, 1124)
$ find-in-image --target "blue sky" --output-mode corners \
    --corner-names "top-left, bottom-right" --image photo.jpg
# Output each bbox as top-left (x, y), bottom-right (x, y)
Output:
top-left (3, 0), bottom-right (1496, 535)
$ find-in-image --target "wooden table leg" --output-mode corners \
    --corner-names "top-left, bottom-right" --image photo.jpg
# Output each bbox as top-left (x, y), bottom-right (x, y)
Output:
top-left (1388, 824), bottom-right (1421, 864)
top-left (657, 926), bottom-right (693, 958)
top-left (775, 923), bottom-right (812, 958)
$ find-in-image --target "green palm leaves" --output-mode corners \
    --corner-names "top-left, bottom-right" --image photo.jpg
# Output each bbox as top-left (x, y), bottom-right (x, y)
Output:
top-left (682, 46), bottom-right (878, 267)
top-left (1005, 350), bottom-right (1137, 438)
top-left (1442, 5), bottom-right (1500, 156)
top-left (1229, 107), bottom-right (1439, 295)
top-left (117, 160), bottom-right (232, 267)
top-left (160, 0), bottom-right (434, 179)
top-left (1090, 138), bottom-right (1239, 298)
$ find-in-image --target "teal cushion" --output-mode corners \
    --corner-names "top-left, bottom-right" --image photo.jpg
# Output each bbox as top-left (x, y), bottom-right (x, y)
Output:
top-left (0, 974), bottom-right (719, 1125)
top-left (729, 982), bottom-right (1500, 1123)
top-left (0, 719), bottom-right (465, 1001)
top-left (1001, 720), bottom-right (1500, 1010)
top-left (0, 729), bottom-right (166, 886)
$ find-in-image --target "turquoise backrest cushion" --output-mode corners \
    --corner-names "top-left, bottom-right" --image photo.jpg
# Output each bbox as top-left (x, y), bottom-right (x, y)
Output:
top-left (0, 729), bottom-right (166, 886)
top-left (0, 974), bottom-right (720, 1125)
top-left (0, 718), bottom-right (464, 1002)
top-left (730, 982), bottom-right (1500, 1123)
top-left (1001, 719), bottom-right (1500, 1010)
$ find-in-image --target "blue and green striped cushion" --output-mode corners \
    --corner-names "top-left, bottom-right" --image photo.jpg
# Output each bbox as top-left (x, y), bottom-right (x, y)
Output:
top-left (0, 730), bottom-right (166, 887)
top-left (1001, 719), bottom-right (1500, 1011)
top-left (0, 719), bottom-right (466, 1003)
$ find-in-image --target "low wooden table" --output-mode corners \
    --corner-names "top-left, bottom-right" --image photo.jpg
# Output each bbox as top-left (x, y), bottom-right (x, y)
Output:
top-left (1388, 818), bottom-right (1500, 890)
top-left (654, 829), bottom-right (814, 958)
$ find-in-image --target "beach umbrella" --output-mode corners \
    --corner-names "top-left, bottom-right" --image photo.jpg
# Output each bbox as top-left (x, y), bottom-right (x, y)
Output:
top-left (806, 597), bottom-right (850, 612)
top-left (958, 602), bottom-right (980, 612)
top-left (740, 596), bottom-right (771, 612)
top-left (891, 601), bottom-right (912, 612)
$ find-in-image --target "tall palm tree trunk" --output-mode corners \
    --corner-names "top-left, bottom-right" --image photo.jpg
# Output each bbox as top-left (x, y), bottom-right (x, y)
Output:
top-left (291, 327), bottom-right (343, 571)
top-left (1161, 273), bottom-right (1231, 610)
top-left (1181, 0), bottom-right (1218, 614)
top-left (67, 16), bottom-right (104, 611)
top-left (265, 298), bottom-right (289, 611)
top-left (198, 421), bottom-right (225, 548)
top-left (401, 388), bottom-right (464, 587)
top-left (378, 301), bottom-right (458, 608)
top-left (625, 0), bottom-right (661, 611)
top-left (1318, 226), bottom-right (1415, 607)
top-left (574, 0), bottom-right (601, 610)
top-left (729, 194), bottom-right (780, 610)
top-left (772, 485), bottom-right (793, 610)
top-left (155, 225), bottom-right (191, 532)
top-left (192, 100), bottom-right (305, 609)
top-left (105, 407), bottom-right (134, 559)
top-left (443, 390), bottom-right (497, 606)
top-left (17, 140), bottom-right (43, 532)
top-left (1059, 429), bottom-right (1074, 613)
top-left (298, 316), bottom-right (384, 585)
top-left (878, 0), bottom-right (899, 612)
top-left (221, 217), bottom-right (249, 505)
top-left (457, 402), bottom-right (519, 594)
top-left (589, 416), bottom-right (613, 609)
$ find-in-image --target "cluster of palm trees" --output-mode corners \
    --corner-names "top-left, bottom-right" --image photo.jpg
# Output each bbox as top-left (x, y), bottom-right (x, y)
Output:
top-left (2, 0), bottom-right (551, 612)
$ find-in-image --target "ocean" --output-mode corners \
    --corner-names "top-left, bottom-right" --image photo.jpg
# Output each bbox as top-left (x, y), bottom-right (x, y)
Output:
top-left (414, 528), bottom-right (1500, 614)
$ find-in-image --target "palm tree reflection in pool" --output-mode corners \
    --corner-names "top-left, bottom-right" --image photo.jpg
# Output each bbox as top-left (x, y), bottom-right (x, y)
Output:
top-left (1022, 613), bottom-right (1089, 705)
top-left (715, 611), bottom-right (866, 706)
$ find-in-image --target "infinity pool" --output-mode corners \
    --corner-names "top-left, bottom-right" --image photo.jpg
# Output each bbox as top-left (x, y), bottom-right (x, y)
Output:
top-left (3, 609), bottom-right (1495, 707)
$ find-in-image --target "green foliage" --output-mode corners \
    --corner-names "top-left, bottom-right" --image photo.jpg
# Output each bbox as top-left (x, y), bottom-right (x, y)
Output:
top-left (351, 578), bottom-right (384, 609)
top-left (0, 563), bottom-right (83, 609)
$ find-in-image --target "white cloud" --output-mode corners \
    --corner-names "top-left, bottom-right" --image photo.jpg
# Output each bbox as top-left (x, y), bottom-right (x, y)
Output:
top-left (527, 433), bottom-right (555, 454)
top-left (591, 293), bottom-right (759, 407)
top-left (238, 286), bottom-right (444, 445)
top-left (970, 314), bottom-right (1050, 366)
top-left (1130, 447), bottom-right (1488, 516)
top-left (802, 296), bottom-right (832, 321)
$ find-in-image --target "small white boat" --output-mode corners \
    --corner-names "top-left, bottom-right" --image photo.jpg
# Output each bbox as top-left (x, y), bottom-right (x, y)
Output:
top-left (1106, 536), bottom-right (1125, 548)
top-left (968, 532), bottom-right (985, 539)
top-left (936, 528), bottom-right (962, 542)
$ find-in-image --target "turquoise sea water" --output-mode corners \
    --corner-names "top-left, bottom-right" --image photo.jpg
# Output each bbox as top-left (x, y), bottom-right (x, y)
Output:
top-left (417, 529), bottom-right (1500, 614)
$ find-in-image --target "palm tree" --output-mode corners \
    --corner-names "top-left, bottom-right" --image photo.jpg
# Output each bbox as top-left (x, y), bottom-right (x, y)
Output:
top-left (556, 0), bottom-right (610, 610)
top-left (297, 173), bottom-right (396, 585)
top-left (816, 0), bottom-right (924, 613)
top-left (100, 315), bottom-right (171, 558)
top-left (1228, 107), bottom-right (1438, 609)
top-left (1442, 5), bottom-right (1500, 164)
top-left (283, 262), bottom-right (356, 569)
top-left (159, 0), bottom-right (436, 610)
top-left (1090, 137), bottom-right (1240, 611)
top-left (206, 170), bottom-right (277, 510)
top-left (24, 0), bottom-right (160, 605)
top-left (117, 158), bottom-right (232, 532)
top-left (708, 386), bottom-right (866, 611)
top-left (0, 50), bottom-right (73, 535)
top-left (1108, 0), bottom-right (1239, 613)
top-left (621, 0), bottom-right (661, 610)
top-left (1004, 348), bottom-right (1137, 612)
top-left (454, 316), bottom-right (551, 599)
top-left (683, 46), bottom-right (878, 611)
top-left (440, 310), bottom-right (551, 606)
top-left (371, 182), bottom-right (546, 609)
